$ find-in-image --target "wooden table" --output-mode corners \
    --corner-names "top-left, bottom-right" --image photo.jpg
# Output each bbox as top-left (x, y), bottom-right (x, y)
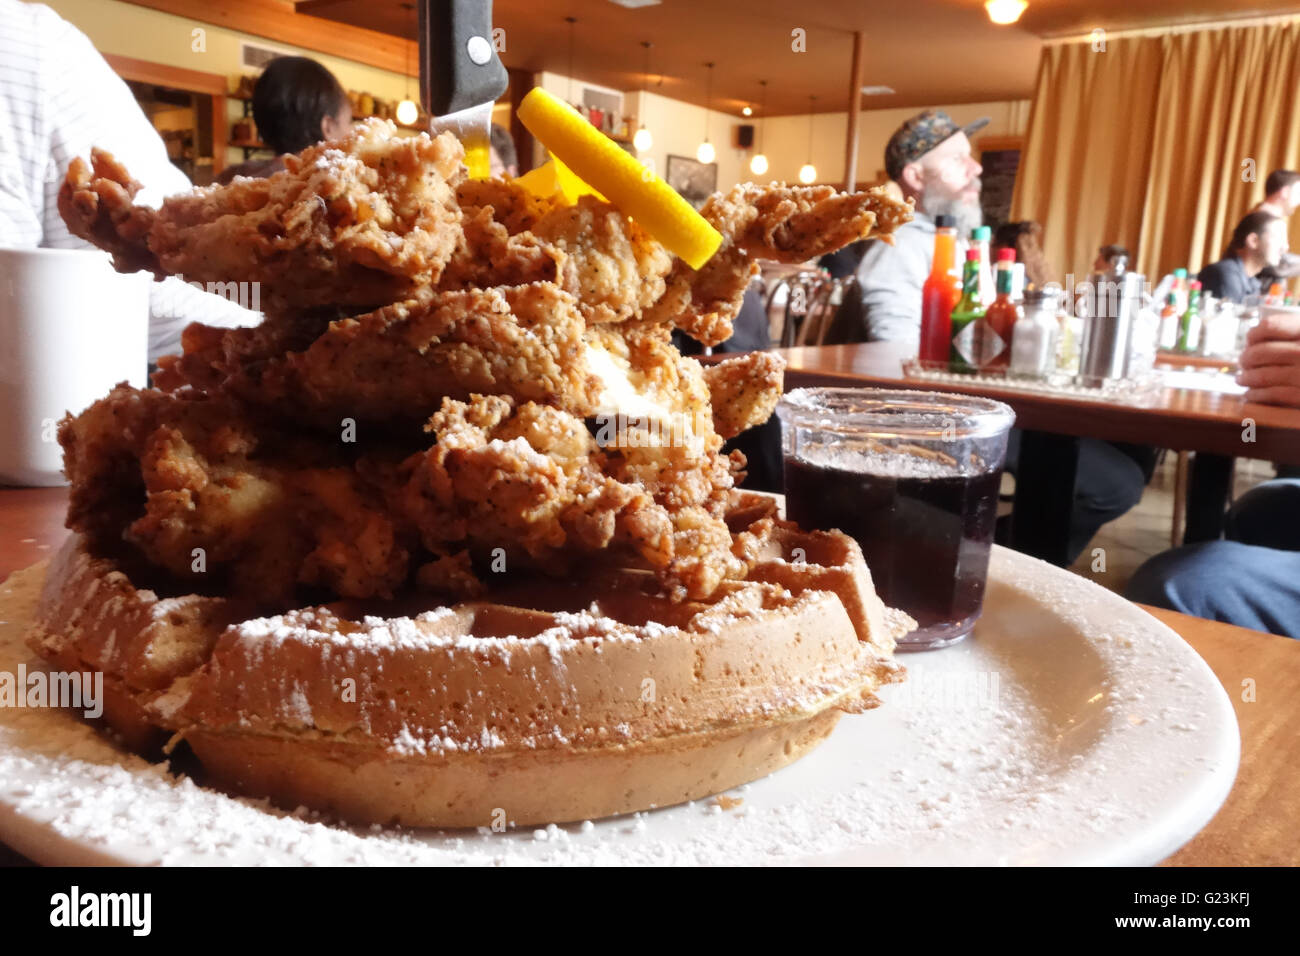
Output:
top-left (0, 486), bottom-right (1294, 865)
top-left (772, 341), bottom-right (1300, 464)
top-left (764, 342), bottom-right (1300, 562)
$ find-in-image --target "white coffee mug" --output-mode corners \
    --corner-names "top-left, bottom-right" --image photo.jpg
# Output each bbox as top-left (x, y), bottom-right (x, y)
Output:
top-left (0, 247), bottom-right (150, 486)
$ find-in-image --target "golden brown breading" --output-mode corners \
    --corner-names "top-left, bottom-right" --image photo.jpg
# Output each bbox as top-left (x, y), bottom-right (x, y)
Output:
top-left (58, 385), bottom-right (411, 602)
top-left (60, 119), bottom-right (467, 310)
top-left (154, 283), bottom-right (599, 431)
top-left (703, 351), bottom-right (787, 439)
top-left (647, 183), bottom-right (913, 345)
top-left (455, 178), bottom-right (554, 233)
top-left (529, 196), bottom-right (674, 325)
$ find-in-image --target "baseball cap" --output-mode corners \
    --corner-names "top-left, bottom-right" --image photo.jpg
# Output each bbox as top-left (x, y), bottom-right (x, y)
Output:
top-left (885, 109), bottom-right (991, 182)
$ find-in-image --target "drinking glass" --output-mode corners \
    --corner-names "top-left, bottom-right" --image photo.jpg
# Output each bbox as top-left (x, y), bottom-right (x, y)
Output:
top-left (777, 388), bottom-right (1015, 650)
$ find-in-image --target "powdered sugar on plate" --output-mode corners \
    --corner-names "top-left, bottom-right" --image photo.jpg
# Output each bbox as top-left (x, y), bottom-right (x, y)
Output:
top-left (0, 548), bottom-right (1238, 866)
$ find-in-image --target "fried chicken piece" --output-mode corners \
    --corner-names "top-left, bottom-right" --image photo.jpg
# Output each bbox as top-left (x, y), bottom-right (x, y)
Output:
top-left (529, 196), bottom-right (674, 325)
top-left (154, 283), bottom-right (600, 431)
top-left (455, 178), bottom-right (554, 234)
top-left (55, 150), bottom-right (160, 274)
top-left (59, 385), bottom-right (411, 602)
top-left (437, 204), bottom-right (564, 290)
top-left (647, 183), bottom-right (913, 345)
top-left (60, 119), bottom-right (466, 310)
top-left (703, 351), bottom-right (787, 439)
top-left (394, 394), bottom-right (746, 600)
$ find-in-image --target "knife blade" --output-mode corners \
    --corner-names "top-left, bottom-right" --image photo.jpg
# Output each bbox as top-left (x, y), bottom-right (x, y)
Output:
top-left (418, 0), bottom-right (509, 179)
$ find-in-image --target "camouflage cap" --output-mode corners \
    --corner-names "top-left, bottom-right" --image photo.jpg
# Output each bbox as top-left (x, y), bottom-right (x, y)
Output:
top-left (885, 109), bottom-right (990, 182)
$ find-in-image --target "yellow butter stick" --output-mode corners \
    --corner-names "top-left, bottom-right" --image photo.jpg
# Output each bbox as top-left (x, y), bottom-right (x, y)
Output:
top-left (516, 87), bottom-right (722, 269)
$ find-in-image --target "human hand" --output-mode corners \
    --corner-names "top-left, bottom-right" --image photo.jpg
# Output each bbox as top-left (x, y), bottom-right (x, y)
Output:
top-left (1238, 312), bottom-right (1300, 407)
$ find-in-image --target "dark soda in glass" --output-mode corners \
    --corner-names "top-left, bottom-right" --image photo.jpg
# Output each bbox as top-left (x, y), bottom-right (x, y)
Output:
top-left (776, 388), bottom-right (1014, 651)
top-left (784, 454), bottom-right (1001, 644)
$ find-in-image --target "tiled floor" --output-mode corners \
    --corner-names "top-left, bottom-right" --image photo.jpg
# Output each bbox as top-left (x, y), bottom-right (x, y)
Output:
top-left (1066, 453), bottom-right (1278, 594)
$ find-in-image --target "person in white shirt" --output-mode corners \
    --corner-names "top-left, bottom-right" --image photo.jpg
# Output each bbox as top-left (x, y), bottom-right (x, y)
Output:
top-left (0, 0), bottom-right (259, 360)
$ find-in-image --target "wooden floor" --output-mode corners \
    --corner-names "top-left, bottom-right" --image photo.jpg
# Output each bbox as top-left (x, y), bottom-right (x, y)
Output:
top-left (1067, 455), bottom-right (1277, 594)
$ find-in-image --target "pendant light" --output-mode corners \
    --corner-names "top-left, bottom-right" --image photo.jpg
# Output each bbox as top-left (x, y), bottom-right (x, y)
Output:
top-left (396, 3), bottom-right (418, 126)
top-left (633, 41), bottom-right (653, 153)
top-left (749, 79), bottom-right (769, 176)
top-left (696, 62), bottom-right (715, 165)
top-left (798, 94), bottom-right (817, 184)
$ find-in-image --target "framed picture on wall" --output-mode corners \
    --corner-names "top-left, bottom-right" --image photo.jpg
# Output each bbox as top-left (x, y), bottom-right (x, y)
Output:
top-left (666, 154), bottom-right (718, 209)
top-left (974, 135), bottom-right (1023, 232)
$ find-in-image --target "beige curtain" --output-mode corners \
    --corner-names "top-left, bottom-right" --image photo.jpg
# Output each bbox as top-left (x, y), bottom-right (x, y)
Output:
top-left (1012, 20), bottom-right (1300, 283)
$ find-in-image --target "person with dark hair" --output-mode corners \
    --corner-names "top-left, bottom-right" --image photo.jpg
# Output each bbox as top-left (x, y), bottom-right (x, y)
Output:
top-left (1198, 211), bottom-right (1288, 303)
top-left (218, 56), bottom-right (351, 184)
top-left (1092, 243), bottom-right (1129, 273)
top-left (489, 123), bottom-right (518, 178)
top-left (1252, 170), bottom-right (1300, 283)
top-left (992, 220), bottom-right (1053, 290)
top-left (1254, 169), bottom-right (1300, 218)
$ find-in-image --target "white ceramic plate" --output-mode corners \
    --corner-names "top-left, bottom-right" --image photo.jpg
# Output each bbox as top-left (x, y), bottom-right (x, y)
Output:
top-left (0, 546), bottom-right (1238, 866)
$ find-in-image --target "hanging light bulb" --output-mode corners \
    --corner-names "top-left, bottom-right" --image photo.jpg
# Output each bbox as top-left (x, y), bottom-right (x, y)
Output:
top-left (697, 61), bottom-right (715, 165)
top-left (397, 7), bottom-right (418, 127)
top-left (985, 0), bottom-right (1028, 25)
top-left (798, 94), bottom-right (817, 185)
top-left (633, 41), bottom-right (653, 153)
top-left (748, 80), bottom-right (768, 178)
top-left (742, 105), bottom-right (753, 116)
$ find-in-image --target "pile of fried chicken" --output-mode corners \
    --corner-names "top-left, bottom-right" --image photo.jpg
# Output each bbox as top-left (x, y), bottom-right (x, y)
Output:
top-left (56, 118), bottom-right (910, 605)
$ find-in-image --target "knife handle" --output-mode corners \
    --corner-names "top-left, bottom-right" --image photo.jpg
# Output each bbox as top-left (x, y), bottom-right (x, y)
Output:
top-left (418, 0), bottom-right (509, 116)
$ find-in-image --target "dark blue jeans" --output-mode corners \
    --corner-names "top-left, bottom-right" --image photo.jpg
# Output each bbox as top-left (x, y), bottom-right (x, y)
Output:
top-left (1126, 479), bottom-right (1300, 638)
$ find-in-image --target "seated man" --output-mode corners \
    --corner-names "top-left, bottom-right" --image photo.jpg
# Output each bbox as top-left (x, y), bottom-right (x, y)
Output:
top-left (1126, 311), bottom-right (1300, 638)
top-left (1197, 211), bottom-right (1288, 304)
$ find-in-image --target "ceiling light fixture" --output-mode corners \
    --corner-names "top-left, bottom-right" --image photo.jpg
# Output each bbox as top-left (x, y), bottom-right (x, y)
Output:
top-left (742, 105), bottom-right (752, 116)
top-left (396, 2), bottom-right (418, 126)
top-left (633, 40), bottom-right (653, 152)
top-left (749, 79), bottom-right (768, 176)
top-left (799, 94), bottom-right (816, 184)
top-left (985, 0), bottom-right (1027, 25)
top-left (696, 61), bottom-right (715, 165)
top-left (860, 85), bottom-right (895, 96)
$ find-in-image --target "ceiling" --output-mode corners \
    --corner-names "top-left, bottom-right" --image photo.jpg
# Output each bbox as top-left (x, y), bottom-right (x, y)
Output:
top-left (293, 0), bottom-right (1300, 115)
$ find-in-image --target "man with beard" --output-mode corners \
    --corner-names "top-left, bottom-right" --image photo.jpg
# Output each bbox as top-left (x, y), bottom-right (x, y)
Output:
top-left (841, 110), bottom-right (987, 347)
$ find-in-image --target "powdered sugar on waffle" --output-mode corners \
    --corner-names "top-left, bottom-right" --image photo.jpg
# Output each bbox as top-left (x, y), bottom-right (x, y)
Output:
top-left (0, 548), bottom-right (1236, 866)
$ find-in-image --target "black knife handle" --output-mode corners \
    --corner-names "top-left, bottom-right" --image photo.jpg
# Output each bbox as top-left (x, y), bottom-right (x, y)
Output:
top-left (418, 0), bottom-right (509, 116)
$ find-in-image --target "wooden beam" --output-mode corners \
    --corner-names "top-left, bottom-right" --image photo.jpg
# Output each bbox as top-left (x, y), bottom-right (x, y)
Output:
top-left (103, 52), bottom-right (226, 94)
top-left (506, 68), bottom-right (536, 174)
top-left (121, 0), bottom-right (415, 76)
top-left (844, 29), bottom-right (863, 192)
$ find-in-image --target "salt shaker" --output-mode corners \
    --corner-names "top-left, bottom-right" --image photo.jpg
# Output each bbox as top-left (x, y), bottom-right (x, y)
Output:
top-left (1010, 288), bottom-right (1061, 379)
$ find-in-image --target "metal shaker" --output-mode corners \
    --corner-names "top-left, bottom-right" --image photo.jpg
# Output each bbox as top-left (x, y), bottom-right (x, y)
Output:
top-left (1078, 269), bottom-right (1144, 386)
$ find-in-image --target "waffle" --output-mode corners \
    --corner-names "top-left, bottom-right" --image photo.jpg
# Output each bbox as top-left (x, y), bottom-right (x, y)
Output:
top-left (27, 492), bottom-right (908, 828)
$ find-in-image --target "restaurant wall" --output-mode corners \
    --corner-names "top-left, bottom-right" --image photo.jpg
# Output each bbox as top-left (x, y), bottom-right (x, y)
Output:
top-left (37, 0), bottom-right (413, 169)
